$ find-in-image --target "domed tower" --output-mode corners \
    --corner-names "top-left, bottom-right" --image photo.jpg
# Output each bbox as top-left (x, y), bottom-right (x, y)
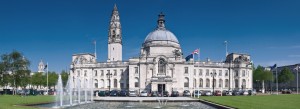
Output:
top-left (108, 4), bottom-right (122, 62)
top-left (38, 59), bottom-right (45, 73)
top-left (141, 12), bottom-right (182, 59)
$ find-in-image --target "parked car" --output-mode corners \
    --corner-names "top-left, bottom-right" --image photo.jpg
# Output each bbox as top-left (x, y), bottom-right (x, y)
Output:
top-left (193, 90), bottom-right (201, 97)
top-left (119, 90), bottom-right (127, 96)
top-left (163, 91), bottom-right (169, 97)
top-left (183, 90), bottom-right (191, 96)
top-left (140, 90), bottom-right (148, 97)
top-left (128, 90), bottom-right (138, 97)
top-left (110, 90), bottom-right (119, 96)
top-left (151, 91), bottom-right (159, 97)
top-left (98, 91), bottom-right (107, 96)
top-left (248, 89), bottom-right (256, 96)
top-left (171, 91), bottom-right (179, 97)
top-left (203, 90), bottom-right (212, 96)
top-left (232, 90), bottom-right (240, 96)
top-left (225, 90), bottom-right (232, 96)
top-left (214, 90), bottom-right (222, 96)
top-left (241, 90), bottom-right (249, 95)
top-left (282, 89), bottom-right (293, 94)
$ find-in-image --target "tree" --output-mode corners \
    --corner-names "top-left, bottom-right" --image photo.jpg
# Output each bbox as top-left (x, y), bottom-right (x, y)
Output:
top-left (61, 70), bottom-right (69, 87)
top-left (278, 67), bottom-right (295, 88)
top-left (253, 65), bottom-right (274, 92)
top-left (0, 51), bottom-right (30, 94)
top-left (48, 72), bottom-right (58, 89)
top-left (15, 70), bottom-right (31, 89)
top-left (31, 72), bottom-right (45, 89)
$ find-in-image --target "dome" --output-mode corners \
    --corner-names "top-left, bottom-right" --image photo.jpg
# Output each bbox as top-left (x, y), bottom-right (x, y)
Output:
top-left (144, 29), bottom-right (179, 43)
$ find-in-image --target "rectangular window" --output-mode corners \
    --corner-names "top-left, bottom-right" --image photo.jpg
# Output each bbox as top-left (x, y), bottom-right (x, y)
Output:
top-left (199, 69), bottom-right (203, 76)
top-left (114, 70), bottom-right (117, 76)
top-left (235, 70), bottom-right (239, 77)
top-left (84, 70), bottom-right (87, 76)
top-left (242, 70), bottom-right (246, 77)
top-left (194, 69), bottom-right (196, 76)
top-left (95, 70), bottom-right (97, 76)
top-left (135, 82), bottom-right (139, 87)
top-left (225, 70), bottom-right (228, 76)
top-left (219, 70), bottom-right (222, 76)
top-left (121, 69), bottom-right (124, 76)
top-left (184, 67), bottom-right (188, 74)
top-left (101, 70), bottom-right (104, 76)
top-left (77, 70), bottom-right (80, 76)
top-left (135, 67), bottom-right (138, 74)
top-left (206, 69), bottom-right (209, 76)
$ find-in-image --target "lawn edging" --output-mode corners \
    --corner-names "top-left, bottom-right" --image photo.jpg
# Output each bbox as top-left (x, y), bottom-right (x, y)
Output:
top-left (199, 99), bottom-right (236, 109)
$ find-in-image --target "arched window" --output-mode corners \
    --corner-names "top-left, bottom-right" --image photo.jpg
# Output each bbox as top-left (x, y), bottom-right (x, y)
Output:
top-left (135, 77), bottom-right (139, 88)
top-left (184, 77), bottom-right (189, 88)
top-left (225, 79), bottom-right (229, 87)
top-left (94, 79), bottom-right (98, 88)
top-left (100, 79), bottom-right (104, 88)
top-left (206, 79), bottom-right (210, 88)
top-left (199, 78), bottom-right (203, 87)
top-left (219, 79), bottom-right (223, 88)
top-left (158, 58), bottom-right (166, 74)
top-left (242, 79), bottom-right (246, 89)
top-left (235, 79), bottom-right (239, 88)
top-left (114, 79), bottom-right (118, 88)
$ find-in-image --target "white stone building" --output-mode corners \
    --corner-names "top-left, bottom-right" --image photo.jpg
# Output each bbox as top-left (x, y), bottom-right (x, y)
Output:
top-left (70, 5), bottom-right (253, 94)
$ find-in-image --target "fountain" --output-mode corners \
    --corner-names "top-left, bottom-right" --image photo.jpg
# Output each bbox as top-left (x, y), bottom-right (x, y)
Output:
top-left (54, 74), bottom-right (93, 108)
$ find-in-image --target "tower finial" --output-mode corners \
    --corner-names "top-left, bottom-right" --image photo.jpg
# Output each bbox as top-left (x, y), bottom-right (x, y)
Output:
top-left (157, 12), bottom-right (165, 29)
top-left (114, 4), bottom-right (118, 11)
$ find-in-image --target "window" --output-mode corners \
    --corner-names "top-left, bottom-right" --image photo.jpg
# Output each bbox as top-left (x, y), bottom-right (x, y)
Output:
top-left (225, 79), bottom-right (229, 87)
top-left (135, 77), bottom-right (139, 87)
top-left (235, 70), bottom-right (239, 77)
top-left (101, 70), bottom-right (104, 76)
top-left (120, 69), bottom-right (124, 76)
top-left (194, 69), bottom-right (196, 76)
top-left (219, 79), bottom-right (223, 88)
top-left (199, 69), bottom-right (203, 76)
top-left (135, 67), bottom-right (138, 74)
top-left (235, 79), bottom-right (239, 88)
top-left (84, 70), bottom-right (87, 76)
top-left (184, 67), bottom-right (188, 74)
top-left (114, 70), bottom-right (117, 76)
top-left (95, 70), bottom-right (97, 76)
top-left (171, 69), bottom-right (174, 77)
top-left (242, 79), bottom-right (246, 89)
top-left (77, 70), bottom-right (80, 76)
top-left (206, 69), bottom-right (209, 76)
top-left (213, 69), bottom-right (216, 73)
top-left (199, 79), bottom-right (203, 87)
top-left (242, 70), bottom-right (246, 77)
top-left (114, 79), bottom-right (117, 88)
top-left (206, 79), bottom-right (210, 87)
top-left (184, 77), bottom-right (189, 87)
top-left (225, 70), bottom-right (228, 76)
top-left (158, 59), bottom-right (166, 74)
top-left (94, 79), bottom-right (98, 88)
top-left (219, 70), bottom-right (222, 76)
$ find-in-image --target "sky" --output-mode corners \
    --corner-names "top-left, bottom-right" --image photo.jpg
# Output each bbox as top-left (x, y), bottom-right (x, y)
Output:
top-left (0, 0), bottom-right (300, 73)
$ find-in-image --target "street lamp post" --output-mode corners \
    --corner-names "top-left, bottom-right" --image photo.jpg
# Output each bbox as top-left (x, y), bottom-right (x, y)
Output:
top-left (106, 72), bottom-right (112, 92)
top-left (211, 72), bottom-right (217, 96)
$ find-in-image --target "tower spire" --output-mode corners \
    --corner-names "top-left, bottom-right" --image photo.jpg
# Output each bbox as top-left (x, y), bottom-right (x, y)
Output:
top-left (157, 12), bottom-right (165, 29)
top-left (108, 4), bottom-right (122, 62)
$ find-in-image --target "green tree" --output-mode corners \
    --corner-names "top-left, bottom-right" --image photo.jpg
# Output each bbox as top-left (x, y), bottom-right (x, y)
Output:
top-left (0, 51), bottom-right (30, 94)
top-left (253, 65), bottom-right (274, 92)
top-left (15, 70), bottom-right (31, 88)
top-left (278, 67), bottom-right (295, 88)
top-left (31, 72), bottom-right (45, 89)
top-left (61, 70), bottom-right (69, 87)
top-left (48, 72), bottom-right (58, 89)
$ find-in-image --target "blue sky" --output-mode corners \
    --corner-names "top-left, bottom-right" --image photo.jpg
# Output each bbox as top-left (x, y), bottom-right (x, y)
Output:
top-left (0, 0), bottom-right (300, 73)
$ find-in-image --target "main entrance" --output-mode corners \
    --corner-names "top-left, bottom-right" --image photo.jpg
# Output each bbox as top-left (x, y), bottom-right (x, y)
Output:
top-left (158, 84), bottom-right (165, 94)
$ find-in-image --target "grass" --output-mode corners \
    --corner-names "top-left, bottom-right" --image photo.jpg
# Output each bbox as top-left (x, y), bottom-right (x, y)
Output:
top-left (200, 94), bottom-right (300, 109)
top-left (0, 95), bottom-right (55, 109)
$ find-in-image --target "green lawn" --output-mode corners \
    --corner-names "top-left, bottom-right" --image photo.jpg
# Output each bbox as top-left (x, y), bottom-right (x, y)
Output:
top-left (0, 95), bottom-right (54, 109)
top-left (201, 94), bottom-right (300, 109)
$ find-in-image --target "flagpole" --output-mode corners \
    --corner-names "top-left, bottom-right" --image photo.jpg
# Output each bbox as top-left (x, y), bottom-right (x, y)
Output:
top-left (94, 40), bottom-right (97, 60)
top-left (47, 62), bottom-right (49, 95)
top-left (297, 64), bottom-right (298, 94)
top-left (276, 66), bottom-right (278, 95)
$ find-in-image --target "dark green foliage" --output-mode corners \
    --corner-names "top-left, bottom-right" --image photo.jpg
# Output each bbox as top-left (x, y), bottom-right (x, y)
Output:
top-left (278, 67), bottom-right (295, 84)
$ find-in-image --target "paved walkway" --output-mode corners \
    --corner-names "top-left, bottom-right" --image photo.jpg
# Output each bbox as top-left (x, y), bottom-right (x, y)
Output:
top-left (93, 97), bottom-right (199, 102)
